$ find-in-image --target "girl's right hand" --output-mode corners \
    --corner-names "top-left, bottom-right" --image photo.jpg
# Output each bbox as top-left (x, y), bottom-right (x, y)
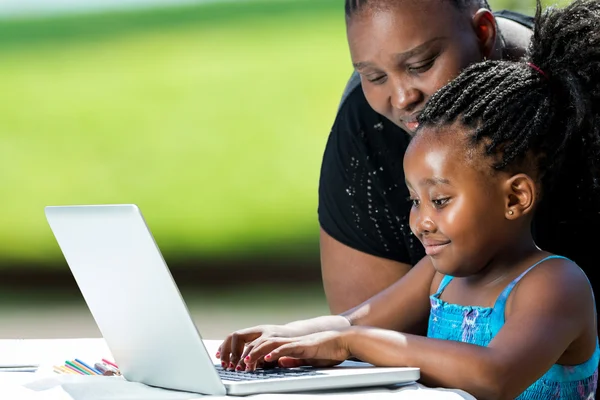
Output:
top-left (216, 324), bottom-right (298, 371)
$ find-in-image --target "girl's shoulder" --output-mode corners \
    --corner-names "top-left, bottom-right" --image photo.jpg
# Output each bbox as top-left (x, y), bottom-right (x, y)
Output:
top-left (506, 254), bottom-right (594, 319)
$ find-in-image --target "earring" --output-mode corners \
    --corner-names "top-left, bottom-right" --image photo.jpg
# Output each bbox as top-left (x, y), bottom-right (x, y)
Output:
top-left (508, 210), bottom-right (514, 215)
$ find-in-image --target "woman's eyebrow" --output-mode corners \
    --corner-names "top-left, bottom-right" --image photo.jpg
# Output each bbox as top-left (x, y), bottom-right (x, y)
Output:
top-left (394, 36), bottom-right (446, 62)
top-left (353, 37), bottom-right (446, 70)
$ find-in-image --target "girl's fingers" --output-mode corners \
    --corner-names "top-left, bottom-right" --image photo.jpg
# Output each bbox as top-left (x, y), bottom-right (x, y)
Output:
top-left (278, 356), bottom-right (311, 368)
top-left (237, 343), bottom-right (256, 372)
top-left (266, 343), bottom-right (311, 362)
top-left (246, 338), bottom-right (292, 365)
top-left (218, 336), bottom-right (233, 369)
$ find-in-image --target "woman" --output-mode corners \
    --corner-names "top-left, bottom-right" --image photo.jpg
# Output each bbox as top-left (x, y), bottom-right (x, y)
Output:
top-left (317, 0), bottom-right (597, 323)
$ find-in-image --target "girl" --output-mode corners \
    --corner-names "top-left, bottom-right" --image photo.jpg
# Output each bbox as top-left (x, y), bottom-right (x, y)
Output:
top-left (218, 0), bottom-right (600, 398)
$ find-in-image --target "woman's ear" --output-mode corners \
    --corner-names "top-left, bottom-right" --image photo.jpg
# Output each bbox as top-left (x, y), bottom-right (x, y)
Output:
top-left (472, 9), bottom-right (497, 60)
top-left (503, 174), bottom-right (537, 220)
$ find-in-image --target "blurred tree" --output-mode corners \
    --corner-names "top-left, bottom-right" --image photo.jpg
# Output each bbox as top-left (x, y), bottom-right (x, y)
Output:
top-left (491, 0), bottom-right (573, 13)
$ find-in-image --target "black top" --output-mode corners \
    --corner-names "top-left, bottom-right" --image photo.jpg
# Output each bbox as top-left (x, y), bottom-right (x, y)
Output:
top-left (318, 10), bottom-right (598, 299)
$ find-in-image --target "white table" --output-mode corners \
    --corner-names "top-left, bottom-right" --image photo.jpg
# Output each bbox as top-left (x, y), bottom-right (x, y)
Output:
top-left (0, 339), bottom-right (476, 400)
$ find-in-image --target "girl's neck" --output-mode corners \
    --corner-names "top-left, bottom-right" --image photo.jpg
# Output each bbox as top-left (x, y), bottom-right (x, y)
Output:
top-left (464, 231), bottom-right (543, 288)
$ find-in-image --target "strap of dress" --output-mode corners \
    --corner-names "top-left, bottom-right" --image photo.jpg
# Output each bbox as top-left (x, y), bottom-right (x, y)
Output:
top-left (490, 255), bottom-right (569, 332)
top-left (435, 275), bottom-right (454, 295)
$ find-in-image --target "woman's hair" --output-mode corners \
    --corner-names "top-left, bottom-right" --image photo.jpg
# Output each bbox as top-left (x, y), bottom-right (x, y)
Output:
top-left (417, 0), bottom-right (600, 202)
top-left (344, 0), bottom-right (491, 19)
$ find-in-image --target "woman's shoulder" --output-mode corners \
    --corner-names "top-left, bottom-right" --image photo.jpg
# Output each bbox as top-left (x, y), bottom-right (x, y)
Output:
top-left (493, 10), bottom-right (534, 29)
top-left (334, 72), bottom-right (385, 135)
top-left (332, 73), bottom-right (411, 150)
top-left (494, 10), bottom-right (534, 61)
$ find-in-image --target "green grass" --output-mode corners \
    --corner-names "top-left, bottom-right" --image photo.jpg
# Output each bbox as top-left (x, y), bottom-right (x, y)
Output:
top-left (0, 0), bottom-right (350, 266)
top-left (0, 0), bottom-right (574, 268)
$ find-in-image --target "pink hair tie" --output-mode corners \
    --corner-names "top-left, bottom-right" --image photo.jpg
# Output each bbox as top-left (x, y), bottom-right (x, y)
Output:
top-left (527, 62), bottom-right (548, 79)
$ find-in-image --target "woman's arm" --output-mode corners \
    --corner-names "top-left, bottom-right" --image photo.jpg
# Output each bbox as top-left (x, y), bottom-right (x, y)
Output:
top-left (321, 228), bottom-right (415, 317)
top-left (340, 253), bottom-right (437, 334)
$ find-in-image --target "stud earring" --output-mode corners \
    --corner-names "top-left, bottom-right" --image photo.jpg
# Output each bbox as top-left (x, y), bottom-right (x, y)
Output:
top-left (508, 210), bottom-right (514, 215)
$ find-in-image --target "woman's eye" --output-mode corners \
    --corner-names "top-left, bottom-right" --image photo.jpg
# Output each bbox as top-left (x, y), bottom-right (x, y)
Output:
top-left (408, 58), bottom-right (436, 74)
top-left (410, 198), bottom-right (420, 208)
top-left (367, 75), bottom-right (387, 84)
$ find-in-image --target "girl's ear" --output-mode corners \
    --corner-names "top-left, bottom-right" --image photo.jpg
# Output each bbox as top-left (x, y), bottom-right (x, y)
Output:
top-left (472, 9), bottom-right (497, 60)
top-left (503, 174), bottom-right (537, 220)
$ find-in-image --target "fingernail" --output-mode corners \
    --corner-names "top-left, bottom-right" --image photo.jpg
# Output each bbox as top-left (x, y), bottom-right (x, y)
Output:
top-left (265, 354), bottom-right (271, 360)
top-left (229, 363), bottom-right (234, 369)
top-left (236, 366), bottom-right (242, 371)
top-left (221, 361), bottom-right (226, 368)
top-left (215, 352), bottom-right (220, 358)
top-left (244, 356), bottom-right (250, 361)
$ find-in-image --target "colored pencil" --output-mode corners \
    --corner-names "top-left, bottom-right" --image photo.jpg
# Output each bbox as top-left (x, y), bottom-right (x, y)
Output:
top-left (75, 359), bottom-right (102, 375)
top-left (65, 360), bottom-right (90, 375)
top-left (60, 365), bottom-right (78, 374)
top-left (63, 363), bottom-right (85, 375)
top-left (101, 358), bottom-right (119, 369)
top-left (72, 359), bottom-right (100, 375)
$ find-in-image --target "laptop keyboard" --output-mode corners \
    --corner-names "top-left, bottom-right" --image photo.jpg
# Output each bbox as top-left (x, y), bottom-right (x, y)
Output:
top-left (216, 366), bottom-right (325, 381)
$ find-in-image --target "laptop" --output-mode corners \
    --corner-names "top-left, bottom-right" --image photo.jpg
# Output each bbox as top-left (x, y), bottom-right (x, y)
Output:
top-left (44, 204), bottom-right (420, 396)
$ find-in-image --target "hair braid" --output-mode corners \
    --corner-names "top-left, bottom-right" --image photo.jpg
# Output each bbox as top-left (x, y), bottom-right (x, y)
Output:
top-left (417, 0), bottom-right (600, 228)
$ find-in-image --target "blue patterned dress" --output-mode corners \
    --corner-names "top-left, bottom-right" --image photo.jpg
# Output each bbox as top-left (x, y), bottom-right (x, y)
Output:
top-left (427, 255), bottom-right (599, 399)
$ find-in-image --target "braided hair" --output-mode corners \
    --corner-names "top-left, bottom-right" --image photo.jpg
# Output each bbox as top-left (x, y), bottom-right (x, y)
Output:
top-left (344, 0), bottom-right (491, 19)
top-left (418, 0), bottom-right (600, 206)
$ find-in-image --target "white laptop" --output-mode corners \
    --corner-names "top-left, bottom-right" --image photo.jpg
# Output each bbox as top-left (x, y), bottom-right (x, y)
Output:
top-left (44, 204), bottom-right (420, 396)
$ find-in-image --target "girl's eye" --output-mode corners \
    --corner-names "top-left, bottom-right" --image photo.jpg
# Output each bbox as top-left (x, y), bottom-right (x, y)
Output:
top-left (409, 198), bottom-right (420, 208)
top-left (432, 198), bottom-right (450, 208)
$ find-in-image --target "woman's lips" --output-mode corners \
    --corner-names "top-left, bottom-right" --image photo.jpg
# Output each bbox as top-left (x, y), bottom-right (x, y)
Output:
top-left (405, 121), bottom-right (420, 131)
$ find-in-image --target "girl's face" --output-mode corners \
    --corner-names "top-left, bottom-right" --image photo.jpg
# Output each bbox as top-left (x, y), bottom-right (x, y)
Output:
top-left (346, 0), bottom-right (488, 134)
top-left (403, 124), bottom-right (512, 277)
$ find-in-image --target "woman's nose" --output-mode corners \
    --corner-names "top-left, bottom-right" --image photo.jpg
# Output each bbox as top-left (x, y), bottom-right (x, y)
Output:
top-left (390, 83), bottom-right (422, 112)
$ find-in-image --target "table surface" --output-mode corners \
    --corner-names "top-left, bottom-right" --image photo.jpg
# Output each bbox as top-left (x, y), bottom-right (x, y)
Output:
top-left (0, 338), bottom-right (476, 400)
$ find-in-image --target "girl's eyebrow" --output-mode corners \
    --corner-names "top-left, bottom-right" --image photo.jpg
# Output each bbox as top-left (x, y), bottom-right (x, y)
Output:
top-left (419, 177), bottom-right (452, 187)
top-left (353, 37), bottom-right (446, 70)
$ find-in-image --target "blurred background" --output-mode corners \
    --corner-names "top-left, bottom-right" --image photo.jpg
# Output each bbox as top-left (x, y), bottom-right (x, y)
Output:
top-left (0, 0), bottom-right (571, 339)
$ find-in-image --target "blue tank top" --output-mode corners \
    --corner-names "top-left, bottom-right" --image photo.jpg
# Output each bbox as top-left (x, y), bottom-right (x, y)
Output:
top-left (427, 255), bottom-right (599, 399)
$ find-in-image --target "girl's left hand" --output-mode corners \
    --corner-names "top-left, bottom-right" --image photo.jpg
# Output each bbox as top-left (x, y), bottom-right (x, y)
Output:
top-left (243, 331), bottom-right (351, 371)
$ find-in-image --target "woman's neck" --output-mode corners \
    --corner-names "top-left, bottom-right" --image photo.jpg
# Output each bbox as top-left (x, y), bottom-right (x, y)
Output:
top-left (493, 16), bottom-right (533, 61)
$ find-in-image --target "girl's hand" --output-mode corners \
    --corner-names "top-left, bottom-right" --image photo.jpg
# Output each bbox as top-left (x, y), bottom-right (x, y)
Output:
top-left (243, 331), bottom-right (351, 371)
top-left (217, 324), bottom-right (298, 371)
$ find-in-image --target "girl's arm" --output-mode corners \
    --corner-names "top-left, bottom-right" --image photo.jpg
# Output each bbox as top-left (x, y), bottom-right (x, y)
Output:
top-left (344, 258), bottom-right (595, 400)
top-left (219, 254), bottom-right (437, 369)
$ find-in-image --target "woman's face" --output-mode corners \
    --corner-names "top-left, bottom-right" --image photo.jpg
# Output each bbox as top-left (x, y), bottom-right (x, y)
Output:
top-left (347, 0), bottom-right (485, 134)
